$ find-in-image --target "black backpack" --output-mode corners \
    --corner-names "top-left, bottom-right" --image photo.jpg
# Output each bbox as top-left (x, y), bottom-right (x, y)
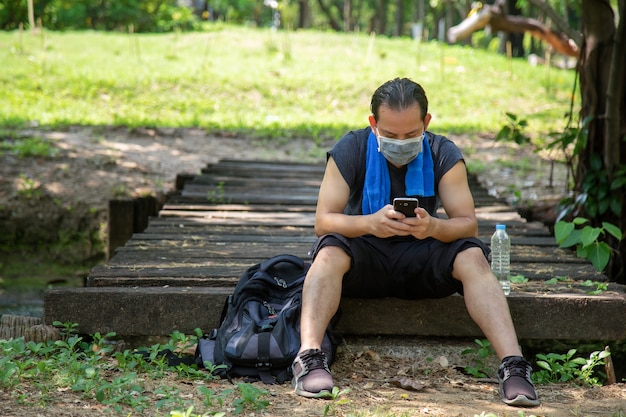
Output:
top-left (195, 254), bottom-right (340, 384)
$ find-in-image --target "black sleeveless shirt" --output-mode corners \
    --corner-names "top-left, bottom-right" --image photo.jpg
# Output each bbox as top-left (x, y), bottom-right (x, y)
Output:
top-left (327, 127), bottom-right (465, 216)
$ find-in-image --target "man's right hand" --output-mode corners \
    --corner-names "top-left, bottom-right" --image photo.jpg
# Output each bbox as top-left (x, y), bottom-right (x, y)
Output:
top-left (367, 205), bottom-right (414, 238)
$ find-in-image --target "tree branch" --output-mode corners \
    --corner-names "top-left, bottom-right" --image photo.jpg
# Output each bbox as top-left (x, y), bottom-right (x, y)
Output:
top-left (447, 1), bottom-right (579, 57)
top-left (525, 0), bottom-right (582, 47)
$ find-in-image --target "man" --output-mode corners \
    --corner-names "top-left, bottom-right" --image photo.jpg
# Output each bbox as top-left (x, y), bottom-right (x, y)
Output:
top-left (291, 78), bottom-right (540, 407)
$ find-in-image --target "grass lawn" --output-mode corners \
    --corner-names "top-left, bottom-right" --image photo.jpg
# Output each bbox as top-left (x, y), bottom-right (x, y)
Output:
top-left (0, 24), bottom-right (577, 142)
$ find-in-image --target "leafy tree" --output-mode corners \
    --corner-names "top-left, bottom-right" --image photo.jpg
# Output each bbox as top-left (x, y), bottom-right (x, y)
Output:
top-left (574, 0), bottom-right (626, 283)
top-left (1, 0), bottom-right (201, 32)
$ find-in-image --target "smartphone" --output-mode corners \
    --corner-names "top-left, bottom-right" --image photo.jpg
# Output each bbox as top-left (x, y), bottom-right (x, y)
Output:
top-left (393, 197), bottom-right (419, 217)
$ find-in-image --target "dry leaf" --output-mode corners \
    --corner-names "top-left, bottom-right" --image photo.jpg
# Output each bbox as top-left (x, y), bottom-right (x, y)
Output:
top-left (388, 377), bottom-right (427, 391)
top-left (437, 355), bottom-right (449, 367)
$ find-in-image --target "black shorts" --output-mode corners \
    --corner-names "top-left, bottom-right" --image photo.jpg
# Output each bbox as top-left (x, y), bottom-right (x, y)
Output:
top-left (310, 233), bottom-right (490, 299)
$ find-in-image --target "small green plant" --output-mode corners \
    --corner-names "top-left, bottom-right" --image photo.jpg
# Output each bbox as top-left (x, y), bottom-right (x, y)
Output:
top-left (510, 274), bottom-right (528, 284)
top-left (197, 385), bottom-right (227, 409)
top-left (544, 276), bottom-right (609, 294)
top-left (554, 217), bottom-right (622, 272)
top-left (16, 174), bottom-right (43, 199)
top-left (462, 339), bottom-right (496, 378)
top-left (232, 382), bottom-right (270, 414)
top-left (533, 348), bottom-right (611, 386)
top-left (580, 279), bottom-right (609, 295)
top-left (171, 406), bottom-right (223, 417)
top-left (207, 181), bottom-right (230, 204)
top-left (545, 276), bottom-right (569, 285)
top-left (323, 386), bottom-right (351, 416)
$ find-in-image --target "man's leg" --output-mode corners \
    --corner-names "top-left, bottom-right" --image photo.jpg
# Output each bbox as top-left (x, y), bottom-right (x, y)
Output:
top-left (300, 246), bottom-right (350, 350)
top-left (292, 245), bottom-right (350, 398)
top-left (452, 247), bottom-right (539, 407)
top-left (452, 247), bottom-right (520, 358)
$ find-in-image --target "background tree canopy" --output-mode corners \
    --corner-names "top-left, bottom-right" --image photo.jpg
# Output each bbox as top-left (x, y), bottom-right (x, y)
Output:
top-left (0, 0), bottom-right (578, 52)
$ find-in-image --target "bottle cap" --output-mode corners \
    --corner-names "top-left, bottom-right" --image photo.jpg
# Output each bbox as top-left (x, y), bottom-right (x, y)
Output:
top-left (496, 224), bottom-right (506, 230)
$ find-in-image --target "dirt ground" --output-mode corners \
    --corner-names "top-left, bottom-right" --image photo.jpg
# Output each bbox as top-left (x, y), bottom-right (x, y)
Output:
top-left (1, 126), bottom-right (624, 416)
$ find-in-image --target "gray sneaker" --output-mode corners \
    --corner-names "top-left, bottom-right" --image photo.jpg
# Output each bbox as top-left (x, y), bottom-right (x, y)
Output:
top-left (498, 356), bottom-right (540, 407)
top-left (292, 349), bottom-right (333, 398)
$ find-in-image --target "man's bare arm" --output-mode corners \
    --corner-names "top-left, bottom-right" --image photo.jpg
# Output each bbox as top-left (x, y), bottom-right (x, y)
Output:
top-left (314, 157), bottom-right (410, 238)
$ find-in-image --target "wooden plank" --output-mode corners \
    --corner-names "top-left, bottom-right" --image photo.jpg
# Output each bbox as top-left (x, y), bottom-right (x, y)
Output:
top-left (157, 212), bottom-right (317, 226)
top-left (187, 175), bottom-right (323, 187)
top-left (179, 191), bottom-right (319, 206)
top-left (115, 238), bottom-right (571, 261)
top-left (108, 199), bottom-right (135, 259)
top-left (144, 217), bottom-right (551, 237)
top-left (85, 263), bottom-right (603, 287)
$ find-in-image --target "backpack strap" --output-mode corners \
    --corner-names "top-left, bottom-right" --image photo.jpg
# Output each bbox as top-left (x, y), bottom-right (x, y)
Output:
top-left (255, 326), bottom-right (292, 384)
top-left (259, 254), bottom-right (305, 272)
top-left (256, 331), bottom-right (275, 384)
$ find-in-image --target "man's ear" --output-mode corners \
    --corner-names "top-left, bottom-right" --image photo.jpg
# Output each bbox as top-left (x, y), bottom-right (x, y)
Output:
top-left (423, 113), bottom-right (432, 130)
top-left (368, 115), bottom-right (377, 131)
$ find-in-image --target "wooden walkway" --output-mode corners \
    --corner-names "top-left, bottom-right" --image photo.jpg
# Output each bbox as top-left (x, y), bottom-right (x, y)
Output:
top-left (44, 159), bottom-right (626, 340)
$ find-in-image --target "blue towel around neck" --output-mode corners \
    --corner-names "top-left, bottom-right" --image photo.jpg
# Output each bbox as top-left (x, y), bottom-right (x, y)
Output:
top-left (362, 130), bottom-right (435, 215)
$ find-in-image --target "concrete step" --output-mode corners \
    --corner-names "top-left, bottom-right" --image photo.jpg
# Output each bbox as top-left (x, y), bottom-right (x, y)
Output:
top-left (43, 286), bottom-right (626, 340)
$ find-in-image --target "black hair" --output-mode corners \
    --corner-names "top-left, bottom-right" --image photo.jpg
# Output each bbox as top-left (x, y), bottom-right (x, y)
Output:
top-left (370, 78), bottom-right (429, 122)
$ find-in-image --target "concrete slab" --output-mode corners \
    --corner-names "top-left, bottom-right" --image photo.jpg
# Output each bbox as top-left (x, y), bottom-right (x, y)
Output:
top-left (44, 286), bottom-right (626, 340)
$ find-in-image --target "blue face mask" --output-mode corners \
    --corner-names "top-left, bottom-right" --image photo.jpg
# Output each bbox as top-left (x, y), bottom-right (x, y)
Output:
top-left (377, 132), bottom-right (424, 166)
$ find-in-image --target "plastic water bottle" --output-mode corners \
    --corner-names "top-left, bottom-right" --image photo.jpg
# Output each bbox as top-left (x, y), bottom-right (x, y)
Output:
top-left (491, 224), bottom-right (511, 295)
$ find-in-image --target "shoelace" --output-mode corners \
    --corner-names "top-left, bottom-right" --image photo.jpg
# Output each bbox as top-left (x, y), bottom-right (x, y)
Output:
top-left (301, 350), bottom-right (328, 371)
top-left (502, 358), bottom-right (531, 379)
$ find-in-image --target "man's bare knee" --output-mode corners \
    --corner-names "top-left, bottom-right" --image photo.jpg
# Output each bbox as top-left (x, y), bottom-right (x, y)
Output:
top-left (313, 245), bottom-right (351, 273)
top-left (452, 247), bottom-right (490, 281)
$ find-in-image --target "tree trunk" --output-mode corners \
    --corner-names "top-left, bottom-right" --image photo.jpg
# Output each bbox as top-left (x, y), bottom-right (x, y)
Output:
top-left (298, 0), bottom-right (312, 28)
top-left (502, 0), bottom-right (525, 57)
top-left (316, 0), bottom-right (342, 31)
top-left (373, 0), bottom-right (389, 35)
top-left (393, 0), bottom-right (403, 36)
top-left (579, 0), bottom-right (626, 282)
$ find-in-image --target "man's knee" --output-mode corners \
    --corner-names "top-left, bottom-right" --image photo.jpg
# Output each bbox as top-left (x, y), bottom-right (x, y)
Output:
top-left (312, 245), bottom-right (351, 274)
top-left (452, 246), bottom-right (491, 280)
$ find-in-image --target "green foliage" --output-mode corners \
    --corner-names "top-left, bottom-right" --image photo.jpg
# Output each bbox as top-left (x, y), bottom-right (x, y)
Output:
top-left (15, 174), bottom-right (42, 199)
top-left (509, 274), bottom-right (529, 284)
top-left (232, 382), bottom-right (270, 414)
top-left (324, 386), bottom-right (352, 416)
top-left (206, 181), bottom-right (230, 204)
top-left (544, 276), bottom-right (609, 295)
top-left (0, 0), bottom-right (202, 32)
top-left (171, 406), bottom-right (224, 417)
top-left (533, 348), bottom-right (611, 386)
top-left (545, 115), bottom-right (590, 182)
top-left (554, 217), bottom-right (622, 272)
top-left (496, 112), bottom-right (532, 146)
top-left (579, 154), bottom-right (624, 218)
top-left (461, 339), bottom-right (496, 378)
top-left (580, 279), bottom-right (609, 295)
top-left (0, 323), bottom-right (238, 414)
top-left (0, 136), bottom-right (58, 158)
